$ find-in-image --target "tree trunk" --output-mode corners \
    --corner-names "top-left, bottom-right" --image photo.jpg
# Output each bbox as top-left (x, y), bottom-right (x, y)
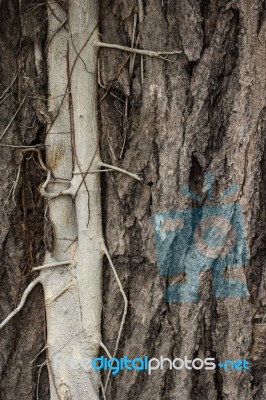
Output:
top-left (99, 1), bottom-right (266, 399)
top-left (1, 0), bottom-right (266, 399)
top-left (41, 0), bottom-right (103, 398)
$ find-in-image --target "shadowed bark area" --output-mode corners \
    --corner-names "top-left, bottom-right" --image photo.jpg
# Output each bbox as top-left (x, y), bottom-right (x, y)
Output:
top-left (100, 1), bottom-right (266, 399)
top-left (0, 1), bottom-right (48, 399)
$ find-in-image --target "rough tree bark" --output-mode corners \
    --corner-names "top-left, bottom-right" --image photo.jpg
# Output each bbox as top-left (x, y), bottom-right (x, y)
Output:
top-left (0, 1), bottom-right (48, 399)
top-left (100, 1), bottom-right (266, 399)
top-left (0, 0), bottom-right (266, 400)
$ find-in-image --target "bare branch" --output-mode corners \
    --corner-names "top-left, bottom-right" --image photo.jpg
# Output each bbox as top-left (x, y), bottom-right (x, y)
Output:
top-left (0, 92), bottom-right (11, 106)
top-left (100, 341), bottom-right (112, 359)
top-left (1, 145), bottom-right (67, 199)
top-left (0, 96), bottom-right (27, 141)
top-left (0, 277), bottom-right (42, 330)
top-left (11, 162), bottom-right (22, 205)
top-left (31, 344), bottom-right (49, 364)
top-left (99, 161), bottom-right (142, 181)
top-left (0, 71), bottom-right (18, 100)
top-left (33, 261), bottom-right (73, 271)
top-left (100, 381), bottom-right (107, 400)
top-left (37, 361), bottom-right (47, 400)
top-left (94, 41), bottom-right (182, 58)
top-left (0, 143), bottom-right (44, 148)
top-left (19, 147), bottom-right (56, 198)
top-left (17, 147), bottom-right (69, 198)
top-left (102, 244), bottom-right (128, 391)
top-left (141, 54), bottom-right (144, 85)
top-left (129, 14), bottom-right (138, 78)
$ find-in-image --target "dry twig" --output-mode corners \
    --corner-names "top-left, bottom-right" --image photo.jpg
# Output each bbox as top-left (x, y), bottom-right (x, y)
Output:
top-left (102, 244), bottom-right (128, 391)
top-left (0, 95), bottom-right (27, 141)
top-left (0, 277), bottom-right (42, 330)
top-left (95, 41), bottom-right (182, 58)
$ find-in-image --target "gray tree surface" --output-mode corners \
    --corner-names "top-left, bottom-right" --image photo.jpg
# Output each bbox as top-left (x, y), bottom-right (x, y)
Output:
top-left (0, 0), bottom-right (266, 399)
